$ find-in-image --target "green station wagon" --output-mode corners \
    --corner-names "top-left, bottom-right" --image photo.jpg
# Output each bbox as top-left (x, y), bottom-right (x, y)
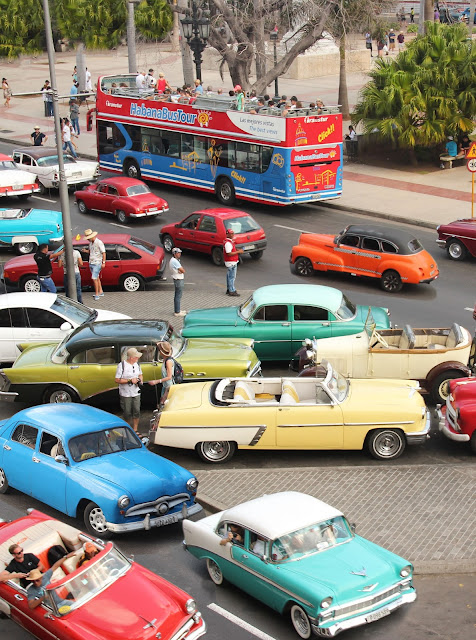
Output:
top-left (182, 284), bottom-right (391, 361)
top-left (0, 320), bottom-right (261, 404)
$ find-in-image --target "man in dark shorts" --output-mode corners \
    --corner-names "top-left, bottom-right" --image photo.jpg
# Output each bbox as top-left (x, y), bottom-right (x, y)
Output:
top-left (5, 544), bottom-right (45, 588)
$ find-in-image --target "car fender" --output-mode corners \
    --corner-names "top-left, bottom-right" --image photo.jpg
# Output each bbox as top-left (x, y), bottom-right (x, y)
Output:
top-left (112, 197), bottom-right (132, 213)
top-left (425, 361), bottom-right (471, 389)
top-left (11, 235), bottom-right (38, 246)
top-left (66, 468), bottom-right (129, 520)
top-left (377, 259), bottom-right (405, 277)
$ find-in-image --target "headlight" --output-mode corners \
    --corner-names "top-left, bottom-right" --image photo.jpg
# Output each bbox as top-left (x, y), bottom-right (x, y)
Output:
top-left (320, 596), bottom-right (333, 609)
top-left (400, 565), bottom-right (412, 578)
top-left (117, 495), bottom-right (130, 509)
top-left (185, 598), bottom-right (197, 614)
top-left (187, 477), bottom-right (198, 492)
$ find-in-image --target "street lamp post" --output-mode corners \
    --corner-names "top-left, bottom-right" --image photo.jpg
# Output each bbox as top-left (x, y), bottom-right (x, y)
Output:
top-left (270, 30), bottom-right (279, 101)
top-left (181, 1), bottom-right (210, 82)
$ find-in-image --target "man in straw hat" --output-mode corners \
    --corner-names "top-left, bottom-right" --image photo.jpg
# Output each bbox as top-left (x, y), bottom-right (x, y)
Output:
top-left (84, 229), bottom-right (105, 300)
top-left (148, 341), bottom-right (175, 408)
top-left (27, 551), bottom-right (77, 610)
top-left (115, 347), bottom-right (144, 433)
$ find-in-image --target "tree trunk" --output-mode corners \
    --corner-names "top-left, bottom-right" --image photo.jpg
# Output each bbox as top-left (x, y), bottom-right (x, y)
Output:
top-left (171, 0), bottom-right (180, 51)
top-left (338, 37), bottom-right (349, 119)
top-left (253, 0), bottom-right (265, 80)
top-left (177, 0), bottom-right (193, 87)
top-left (469, 0), bottom-right (476, 37)
top-left (76, 43), bottom-right (86, 94)
top-left (424, 0), bottom-right (433, 33)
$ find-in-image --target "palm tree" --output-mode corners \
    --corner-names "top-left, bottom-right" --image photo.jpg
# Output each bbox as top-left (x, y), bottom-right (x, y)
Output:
top-left (0, 0), bottom-right (45, 57)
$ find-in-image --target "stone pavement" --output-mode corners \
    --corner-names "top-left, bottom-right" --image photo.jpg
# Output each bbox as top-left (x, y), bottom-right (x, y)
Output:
top-left (0, 46), bottom-right (475, 228)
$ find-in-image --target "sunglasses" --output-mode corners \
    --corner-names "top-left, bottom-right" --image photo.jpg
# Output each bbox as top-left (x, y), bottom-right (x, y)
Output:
top-left (13, 548), bottom-right (23, 555)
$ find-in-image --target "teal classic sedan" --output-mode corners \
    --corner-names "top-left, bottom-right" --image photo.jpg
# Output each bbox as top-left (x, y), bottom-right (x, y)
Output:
top-left (183, 492), bottom-right (416, 638)
top-left (182, 284), bottom-right (391, 361)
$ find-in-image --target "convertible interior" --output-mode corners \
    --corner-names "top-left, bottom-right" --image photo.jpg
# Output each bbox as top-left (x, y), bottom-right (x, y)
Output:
top-left (370, 322), bottom-right (467, 351)
top-left (214, 377), bottom-right (333, 406)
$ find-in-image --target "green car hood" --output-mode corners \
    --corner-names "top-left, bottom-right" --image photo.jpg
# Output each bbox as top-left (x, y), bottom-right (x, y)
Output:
top-left (182, 338), bottom-right (258, 374)
top-left (183, 305), bottom-right (241, 329)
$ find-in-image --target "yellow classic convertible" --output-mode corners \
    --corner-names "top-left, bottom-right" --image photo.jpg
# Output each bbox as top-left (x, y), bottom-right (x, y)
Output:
top-left (150, 361), bottom-right (430, 463)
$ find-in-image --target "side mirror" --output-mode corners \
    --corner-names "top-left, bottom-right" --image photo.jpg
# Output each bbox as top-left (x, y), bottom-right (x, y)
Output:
top-left (55, 454), bottom-right (69, 465)
top-left (175, 223), bottom-right (179, 228)
top-left (60, 322), bottom-right (72, 332)
top-left (334, 237), bottom-right (339, 245)
top-left (350, 522), bottom-right (357, 533)
top-left (141, 436), bottom-right (150, 447)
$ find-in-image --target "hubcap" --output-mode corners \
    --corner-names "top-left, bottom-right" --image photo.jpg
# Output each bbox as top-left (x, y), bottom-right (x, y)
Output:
top-left (51, 390), bottom-right (72, 403)
top-left (0, 469), bottom-right (6, 488)
top-left (220, 183), bottom-right (231, 200)
top-left (89, 507), bottom-right (107, 533)
top-left (25, 280), bottom-right (41, 292)
top-left (19, 243), bottom-right (35, 254)
top-left (297, 259), bottom-right (312, 275)
top-left (203, 441), bottom-right (229, 461)
top-left (438, 380), bottom-right (450, 399)
top-left (449, 243), bottom-right (462, 259)
top-left (127, 165), bottom-right (138, 178)
top-left (383, 274), bottom-right (399, 290)
top-left (374, 432), bottom-right (401, 457)
top-left (292, 608), bottom-right (309, 636)
top-left (124, 276), bottom-right (140, 291)
top-left (208, 560), bottom-right (222, 583)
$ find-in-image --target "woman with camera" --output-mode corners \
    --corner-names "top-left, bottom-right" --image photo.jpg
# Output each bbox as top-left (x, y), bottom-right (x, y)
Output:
top-left (115, 348), bottom-right (144, 434)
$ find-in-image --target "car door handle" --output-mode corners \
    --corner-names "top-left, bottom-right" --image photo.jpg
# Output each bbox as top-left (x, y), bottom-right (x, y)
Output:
top-left (321, 322), bottom-right (330, 327)
top-left (14, 594), bottom-right (24, 601)
top-left (184, 372), bottom-right (194, 377)
top-left (241, 554), bottom-right (248, 559)
top-left (112, 265), bottom-right (120, 268)
top-left (32, 457), bottom-right (40, 463)
top-left (3, 444), bottom-right (11, 450)
top-left (70, 365), bottom-right (79, 369)
top-left (282, 323), bottom-right (290, 326)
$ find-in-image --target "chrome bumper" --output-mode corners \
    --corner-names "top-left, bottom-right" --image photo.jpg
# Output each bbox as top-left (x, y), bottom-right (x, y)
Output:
top-left (405, 409), bottom-right (431, 445)
top-left (313, 591), bottom-right (416, 637)
top-left (436, 239), bottom-right (446, 247)
top-left (105, 502), bottom-right (202, 533)
top-left (437, 408), bottom-right (470, 442)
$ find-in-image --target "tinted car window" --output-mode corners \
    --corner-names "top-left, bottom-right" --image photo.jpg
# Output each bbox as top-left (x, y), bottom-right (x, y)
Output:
top-left (26, 308), bottom-right (64, 329)
top-left (340, 234), bottom-right (360, 247)
top-left (362, 238), bottom-right (380, 251)
top-left (294, 305), bottom-right (328, 321)
top-left (71, 346), bottom-right (116, 364)
top-left (105, 245), bottom-right (119, 261)
top-left (9, 308), bottom-right (27, 328)
top-left (0, 309), bottom-right (11, 327)
top-left (198, 215), bottom-right (217, 233)
top-left (11, 424), bottom-right (38, 449)
top-left (129, 237), bottom-right (156, 255)
top-left (253, 305), bottom-right (288, 321)
top-left (117, 245), bottom-right (140, 260)
top-left (381, 241), bottom-right (398, 253)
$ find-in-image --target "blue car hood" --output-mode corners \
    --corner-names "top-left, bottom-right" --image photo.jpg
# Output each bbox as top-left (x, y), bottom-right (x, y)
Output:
top-left (78, 449), bottom-right (193, 503)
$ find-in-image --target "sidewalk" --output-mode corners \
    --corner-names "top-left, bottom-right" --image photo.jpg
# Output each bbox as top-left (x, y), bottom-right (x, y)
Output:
top-left (0, 47), bottom-right (474, 229)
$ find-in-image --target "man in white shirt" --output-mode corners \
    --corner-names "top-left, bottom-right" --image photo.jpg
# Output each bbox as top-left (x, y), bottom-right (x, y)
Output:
top-left (145, 68), bottom-right (156, 89)
top-left (115, 348), bottom-right (143, 433)
top-left (170, 247), bottom-right (186, 317)
top-left (136, 71), bottom-right (146, 91)
top-left (59, 242), bottom-right (83, 303)
top-left (62, 118), bottom-right (77, 158)
top-left (224, 229), bottom-right (243, 296)
top-left (85, 68), bottom-right (93, 92)
top-left (84, 228), bottom-right (105, 300)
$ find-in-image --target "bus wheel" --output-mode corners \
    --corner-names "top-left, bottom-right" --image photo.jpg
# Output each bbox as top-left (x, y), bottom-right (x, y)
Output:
top-left (216, 177), bottom-right (235, 205)
top-left (124, 160), bottom-right (141, 180)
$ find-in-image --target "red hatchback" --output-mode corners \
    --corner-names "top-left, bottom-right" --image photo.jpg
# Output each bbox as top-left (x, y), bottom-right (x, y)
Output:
top-left (74, 177), bottom-right (169, 224)
top-left (2, 233), bottom-right (166, 292)
top-left (159, 207), bottom-right (267, 265)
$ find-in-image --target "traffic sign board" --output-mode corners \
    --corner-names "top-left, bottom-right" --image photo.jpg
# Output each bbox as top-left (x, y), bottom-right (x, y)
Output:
top-left (468, 159), bottom-right (476, 173)
top-left (466, 142), bottom-right (476, 159)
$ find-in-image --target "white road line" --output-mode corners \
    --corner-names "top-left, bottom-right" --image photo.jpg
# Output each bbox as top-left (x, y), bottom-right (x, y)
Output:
top-left (110, 222), bottom-right (130, 229)
top-left (207, 603), bottom-right (277, 640)
top-left (274, 224), bottom-right (309, 234)
top-left (31, 195), bottom-right (57, 203)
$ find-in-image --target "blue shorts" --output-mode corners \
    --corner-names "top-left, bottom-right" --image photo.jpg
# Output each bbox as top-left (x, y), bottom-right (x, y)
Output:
top-left (90, 263), bottom-right (102, 279)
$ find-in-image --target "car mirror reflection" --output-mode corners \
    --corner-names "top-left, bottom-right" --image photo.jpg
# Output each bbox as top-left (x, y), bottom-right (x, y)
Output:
top-left (55, 454), bottom-right (69, 465)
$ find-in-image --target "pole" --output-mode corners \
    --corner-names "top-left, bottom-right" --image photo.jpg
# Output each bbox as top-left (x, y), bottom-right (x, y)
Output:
top-left (273, 39), bottom-right (279, 99)
top-left (42, 0), bottom-right (77, 301)
top-left (127, 0), bottom-right (138, 74)
top-left (472, 173), bottom-right (474, 218)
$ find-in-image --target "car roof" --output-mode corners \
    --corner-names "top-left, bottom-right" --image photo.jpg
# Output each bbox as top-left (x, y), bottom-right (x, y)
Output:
top-left (343, 225), bottom-right (418, 250)
top-left (222, 492), bottom-right (342, 539)
top-left (0, 292), bottom-right (58, 309)
top-left (191, 208), bottom-right (251, 219)
top-left (252, 284), bottom-right (344, 311)
top-left (13, 147), bottom-right (66, 159)
top-left (97, 177), bottom-right (144, 188)
top-left (7, 404), bottom-right (129, 440)
top-left (73, 233), bottom-right (132, 245)
top-left (64, 319), bottom-right (169, 350)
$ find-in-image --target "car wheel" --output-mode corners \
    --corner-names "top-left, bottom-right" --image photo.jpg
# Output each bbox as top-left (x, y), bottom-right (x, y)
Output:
top-left (196, 441), bottom-right (236, 463)
top-left (15, 241), bottom-right (37, 255)
top-left (367, 429), bottom-right (405, 460)
top-left (294, 257), bottom-right (314, 277)
top-left (430, 371), bottom-right (464, 404)
top-left (206, 558), bottom-right (224, 585)
top-left (21, 276), bottom-right (41, 292)
top-left (77, 199), bottom-right (89, 214)
top-left (470, 432), bottom-right (476, 455)
top-left (38, 182), bottom-right (46, 195)
top-left (250, 250), bottom-right (263, 260)
top-left (84, 502), bottom-right (112, 538)
top-left (162, 234), bottom-right (174, 253)
top-left (0, 467), bottom-right (9, 494)
top-left (211, 247), bottom-right (224, 266)
top-left (446, 239), bottom-right (467, 261)
top-left (215, 177), bottom-right (235, 205)
top-left (116, 210), bottom-right (127, 224)
top-left (124, 160), bottom-right (141, 180)
top-left (120, 274), bottom-right (144, 292)
top-left (380, 269), bottom-right (403, 293)
top-left (43, 385), bottom-right (79, 404)
top-left (290, 604), bottom-right (312, 639)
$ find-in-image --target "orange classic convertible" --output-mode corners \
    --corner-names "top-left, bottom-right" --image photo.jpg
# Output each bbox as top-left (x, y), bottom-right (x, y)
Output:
top-left (290, 224), bottom-right (439, 293)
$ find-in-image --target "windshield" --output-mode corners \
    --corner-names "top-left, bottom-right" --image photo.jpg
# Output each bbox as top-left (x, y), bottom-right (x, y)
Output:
top-left (364, 308), bottom-right (376, 339)
top-left (37, 155), bottom-right (76, 167)
top-left (326, 366), bottom-right (349, 402)
top-left (46, 546), bottom-right (130, 615)
top-left (239, 295), bottom-right (256, 320)
top-left (126, 184), bottom-right (150, 196)
top-left (0, 209), bottom-right (27, 219)
top-left (129, 236), bottom-right (156, 255)
top-left (224, 215), bottom-right (260, 234)
top-left (51, 295), bottom-right (95, 325)
top-left (270, 516), bottom-right (352, 563)
top-left (335, 294), bottom-right (356, 320)
top-left (69, 427), bottom-right (141, 462)
top-left (0, 160), bottom-right (16, 170)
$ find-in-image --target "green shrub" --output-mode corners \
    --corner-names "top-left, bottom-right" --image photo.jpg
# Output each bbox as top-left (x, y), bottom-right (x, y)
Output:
top-left (407, 24), bottom-right (418, 33)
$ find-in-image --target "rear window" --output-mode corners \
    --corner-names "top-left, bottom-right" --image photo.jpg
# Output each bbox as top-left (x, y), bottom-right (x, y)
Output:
top-left (224, 215), bottom-right (260, 234)
top-left (129, 236), bottom-right (156, 254)
top-left (126, 184), bottom-right (150, 196)
top-left (407, 239), bottom-right (423, 253)
top-left (37, 155), bottom-right (76, 167)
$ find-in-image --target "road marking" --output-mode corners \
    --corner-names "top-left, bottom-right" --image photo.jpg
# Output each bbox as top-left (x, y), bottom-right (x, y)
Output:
top-left (31, 195), bottom-right (57, 203)
top-left (110, 222), bottom-right (130, 229)
top-left (208, 603), bottom-right (277, 640)
top-left (274, 224), bottom-right (309, 234)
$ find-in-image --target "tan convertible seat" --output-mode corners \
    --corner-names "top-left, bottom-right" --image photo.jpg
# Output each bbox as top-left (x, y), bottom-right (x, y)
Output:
top-left (399, 325), bottom-right (415, 350)
top-left (234, 380), bottom-right (256, 403)
top-left (280, 381), bottom-right (300, 405)
top-left (446, 323), bottom-right (464, 348)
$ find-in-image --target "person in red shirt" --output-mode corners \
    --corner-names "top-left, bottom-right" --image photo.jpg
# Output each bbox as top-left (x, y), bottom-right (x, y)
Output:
top-left (224, 228), bottom-right (243, 296)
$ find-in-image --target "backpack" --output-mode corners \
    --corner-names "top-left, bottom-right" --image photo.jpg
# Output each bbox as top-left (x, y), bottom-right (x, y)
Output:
top-left (166, 357), bottom-right (184, 384)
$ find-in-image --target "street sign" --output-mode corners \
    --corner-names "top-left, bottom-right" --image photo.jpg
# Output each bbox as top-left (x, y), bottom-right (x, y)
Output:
top-left (466, 142), bottom-right (476, 159)
top-left (468, 159), bottom-right (476, 173)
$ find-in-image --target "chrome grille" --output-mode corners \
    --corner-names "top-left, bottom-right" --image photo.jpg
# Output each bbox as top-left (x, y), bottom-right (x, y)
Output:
top-left (331, 585), bottom-right (401, 620)
top-left (446, 399), bottom-right (458, 431)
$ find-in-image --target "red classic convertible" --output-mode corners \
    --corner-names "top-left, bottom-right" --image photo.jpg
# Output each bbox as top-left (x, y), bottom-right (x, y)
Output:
top-left (74, 177), bottom-right (169, 224)
top-left (0, 509), bottom-right (206, 640)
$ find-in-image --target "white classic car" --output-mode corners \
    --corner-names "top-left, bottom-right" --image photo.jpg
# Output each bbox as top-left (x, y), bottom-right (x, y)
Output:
top-left (0, 153), bottom-right (40, 198)
top-left (295, 312), bottom-right (473, 403)
top-left (183, 492), bottom-right (416, 638)
top-left (12, 148), bottom-right (100, 192)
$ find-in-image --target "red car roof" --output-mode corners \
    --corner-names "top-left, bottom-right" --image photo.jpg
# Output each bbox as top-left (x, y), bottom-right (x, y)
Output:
top-left (192, 208), bottom-right (251, 218)
top-left (95, 177), bottom-right (146, 189)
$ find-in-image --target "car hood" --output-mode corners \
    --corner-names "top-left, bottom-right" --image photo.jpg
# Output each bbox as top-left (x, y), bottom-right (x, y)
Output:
top-left (78, 448), bottom-right (194, 502)
top-left (439, 219), bottom-right (476, 234)
top-left (65, 563), bottom-right (192, 640)
top-left (346, 378), bottom-right (423, 414)
top-left (183, 305), bottom-right (241, 329)
top-left (281, 537), bottom-right (401, 604)
top-left (0, 168), bottom-right (38, 183)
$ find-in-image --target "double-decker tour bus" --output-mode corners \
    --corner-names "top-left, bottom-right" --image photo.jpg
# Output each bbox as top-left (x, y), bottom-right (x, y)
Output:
top-left (95, 74), bottom-right (343, 206)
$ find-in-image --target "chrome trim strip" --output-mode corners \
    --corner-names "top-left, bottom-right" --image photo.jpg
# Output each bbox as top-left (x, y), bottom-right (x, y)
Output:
top-left (158, 424), bottom-right (267, 429)
top-left (344, 421), bottom-right (414, 426)
top-left (248, 425), bottom-right (267, 445)
top-left (277, 423), bottom-right (342, 428)
top-left (106, 502), bottom-right (202, 532)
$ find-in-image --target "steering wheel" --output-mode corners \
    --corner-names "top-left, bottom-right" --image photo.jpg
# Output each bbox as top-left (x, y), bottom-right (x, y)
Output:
top-left (373, 331), bottom-right (389, 349)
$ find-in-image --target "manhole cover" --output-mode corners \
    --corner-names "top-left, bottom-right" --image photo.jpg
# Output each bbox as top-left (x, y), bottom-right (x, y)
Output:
top-left (0, 130), bottom-right (14, 133)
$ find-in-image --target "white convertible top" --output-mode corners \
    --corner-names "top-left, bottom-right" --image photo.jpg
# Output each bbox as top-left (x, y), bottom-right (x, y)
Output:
top-left (221, 491), bottom-right (343, 540)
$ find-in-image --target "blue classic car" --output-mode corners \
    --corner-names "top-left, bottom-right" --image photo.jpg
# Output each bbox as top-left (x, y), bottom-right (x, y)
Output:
top-left (0, 404), bottom-right (202, 537)
top-left (183, 492), bottom-right (416, 637)
top-left (0, 208), bottom-right (63, 255)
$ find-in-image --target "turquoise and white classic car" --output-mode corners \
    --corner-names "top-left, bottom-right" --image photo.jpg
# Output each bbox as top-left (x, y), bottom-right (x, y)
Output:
top-left (183, 492), bottom-right (416, 638)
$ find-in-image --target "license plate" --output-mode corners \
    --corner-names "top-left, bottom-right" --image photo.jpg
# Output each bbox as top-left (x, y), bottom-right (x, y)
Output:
top-left (72, 172), bottom-right (82, 177)
top-left (148, 207), bottom-right (158, 212)
top-left (157, 513), bottom-right (179, 527)
top-left (12, 184), bottom-right (24, 190)
top-left (366, 607), bottom-right (391, 623)
top-left (244, 244), bottom-right (255, 250)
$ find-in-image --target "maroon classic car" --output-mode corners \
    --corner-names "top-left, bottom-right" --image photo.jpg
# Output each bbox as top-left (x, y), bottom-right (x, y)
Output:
top-left (2, 233), bottom-right (166, 292)
top-left (436, 218), bottom-right (476, 261)
top-left (438, 377), bottom-right (476, 453)
top-left (74, 177), bottom-right (169, 223)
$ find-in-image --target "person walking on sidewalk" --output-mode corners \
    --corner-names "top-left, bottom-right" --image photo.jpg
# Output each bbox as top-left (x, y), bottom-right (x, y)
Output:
top-left (84, 229), bottom-right (105, 300)
top-left (34, 244), bottom-right (62, 293)
top-left (62, 118), bottom-right (77, 158)
top-left (410, 7), bottom-right (415, 23)
top-left (397, 31), bottom-right (405, 51)
top-left (224, 228), bottom-right (243, 296)
top-left (365, 32), bottom-right (373, 56)
top-left (2, 78), bottom-right (11, 108)
top-left (115, 347), bottom-right (143, 433)
top-left (69, 99), bottom-right (80, 135)
top-left (170, 247), bottom-right (186, 317)
top-left (58, 242), bottom-right (83, 303)
top-left (31, 126), bottom-right (48, 146)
